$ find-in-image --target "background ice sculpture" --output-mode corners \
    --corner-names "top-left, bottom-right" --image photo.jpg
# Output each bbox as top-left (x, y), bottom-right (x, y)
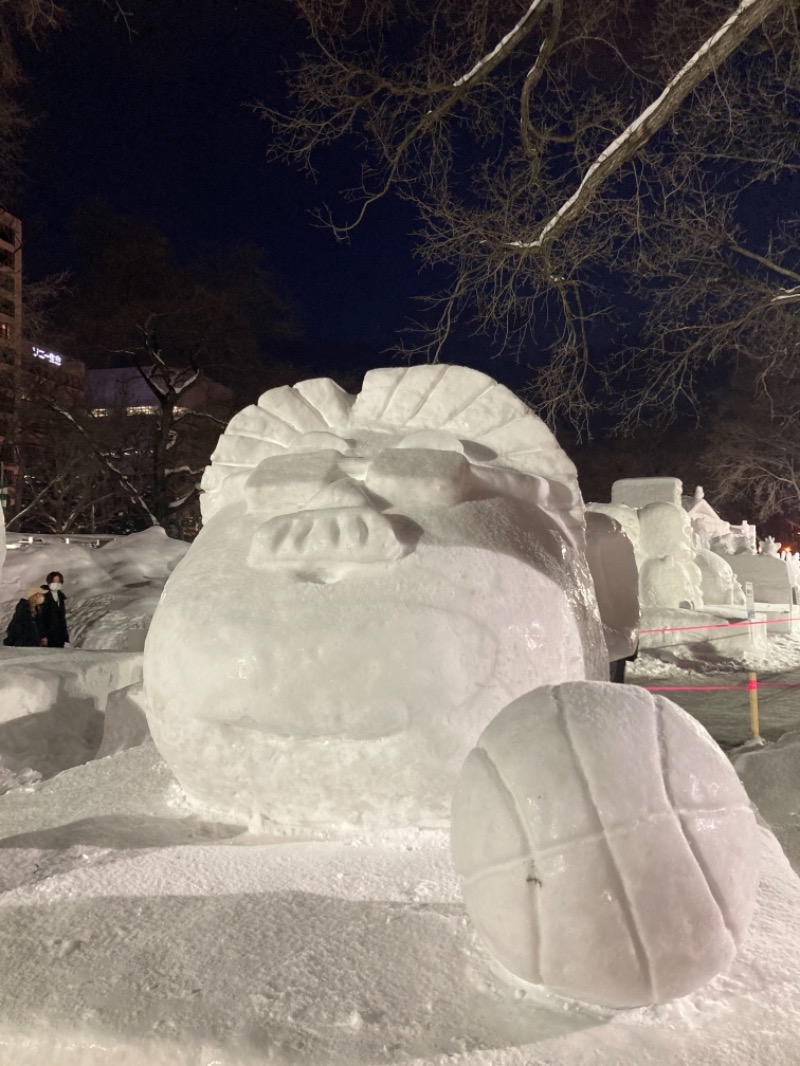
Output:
top-left (143, 365), bottom-right (608, 829)
top-left (451, 681), bottom-right (760, 1008)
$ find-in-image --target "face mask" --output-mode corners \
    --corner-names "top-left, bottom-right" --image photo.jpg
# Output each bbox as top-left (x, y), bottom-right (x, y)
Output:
top-left (49, 583), bottom-right (62, 591)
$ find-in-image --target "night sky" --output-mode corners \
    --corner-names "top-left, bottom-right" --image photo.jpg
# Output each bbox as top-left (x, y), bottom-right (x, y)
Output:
top-left (12, 2), bottom-right (800, 401)
top-left (13, 2), bottom-right (480, 383)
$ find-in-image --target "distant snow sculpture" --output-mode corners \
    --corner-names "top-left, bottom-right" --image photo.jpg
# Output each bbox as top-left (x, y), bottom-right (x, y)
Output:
top-left (143, 365), bottom-right (608, 829)
top-left (760, 536), bottom-right (781, 558)
top-left (591, 485), bottom-right (749, 616)
top-left (638, 501), bottom-right (703, 610)
top-left (694, 547), bottom-right (747, 607)
top-left (451, 681), bottom-right (760, 1008)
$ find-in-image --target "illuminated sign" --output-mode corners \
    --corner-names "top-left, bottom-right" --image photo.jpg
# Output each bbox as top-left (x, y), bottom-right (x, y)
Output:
top-left (32, 346), bottom-right (62, 366)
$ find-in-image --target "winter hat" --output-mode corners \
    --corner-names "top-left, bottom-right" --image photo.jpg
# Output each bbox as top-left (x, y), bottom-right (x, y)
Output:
top-left (26, 585), bottom-right (45, 600)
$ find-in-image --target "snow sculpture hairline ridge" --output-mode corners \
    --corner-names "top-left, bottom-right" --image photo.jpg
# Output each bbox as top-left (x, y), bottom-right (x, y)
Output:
top-left (200, 364), bottom-right (582, 524)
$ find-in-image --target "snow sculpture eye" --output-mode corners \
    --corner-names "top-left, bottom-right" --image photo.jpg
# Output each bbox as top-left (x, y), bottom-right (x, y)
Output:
top-left (364, 448), bottom-right (472, 508)
top-left (244, 450), bottom-right (344, 515)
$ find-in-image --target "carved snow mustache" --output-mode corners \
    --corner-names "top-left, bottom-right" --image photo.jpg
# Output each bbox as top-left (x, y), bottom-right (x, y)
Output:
top-left (249, 505), bottom-right (405, 568)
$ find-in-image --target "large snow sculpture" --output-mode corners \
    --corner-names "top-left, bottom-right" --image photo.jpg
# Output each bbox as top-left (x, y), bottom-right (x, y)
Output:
top-left (143, 365), bottom-right (607, 829)
top-left (451, 681), bottom-right (759, 1008)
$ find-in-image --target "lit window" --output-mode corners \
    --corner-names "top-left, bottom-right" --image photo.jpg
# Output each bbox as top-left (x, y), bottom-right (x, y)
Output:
top-left (91, 407), bottom-right (110, 418)
top-left (126, 405), bottom-right (158, 416)
top-left (0, 323), bottom-right (9, 340)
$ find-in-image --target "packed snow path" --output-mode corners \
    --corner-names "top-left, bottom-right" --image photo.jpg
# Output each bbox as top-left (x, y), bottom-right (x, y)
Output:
top-left (630, 660), bottom-right (800, 749)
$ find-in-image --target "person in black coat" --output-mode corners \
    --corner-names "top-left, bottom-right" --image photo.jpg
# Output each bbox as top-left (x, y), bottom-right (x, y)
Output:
top-left (39, 570), bottom-right (70, 648)
top-left (3, 586), bottom-right (47, 647)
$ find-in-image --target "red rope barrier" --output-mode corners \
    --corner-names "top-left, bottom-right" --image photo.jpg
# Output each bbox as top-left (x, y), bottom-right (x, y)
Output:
top-left (644, 684), bottom-right (750, 692)
top-left (642, 680), bottom-right (800, 692)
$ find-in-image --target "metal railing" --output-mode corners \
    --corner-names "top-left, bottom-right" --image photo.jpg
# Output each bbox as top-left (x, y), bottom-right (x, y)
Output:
top-left (5, 532), bottom-right (119, 549)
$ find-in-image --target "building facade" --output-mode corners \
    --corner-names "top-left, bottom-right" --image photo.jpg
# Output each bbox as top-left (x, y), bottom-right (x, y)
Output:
top-left (0, 211), bottom-right (23, 505)
top-left (0, 213), bottom-right (86, 512)
top-left (0, 210), bottom-right (22, 350)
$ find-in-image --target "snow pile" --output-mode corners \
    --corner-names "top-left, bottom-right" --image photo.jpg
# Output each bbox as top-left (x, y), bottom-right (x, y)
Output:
top-left (0, 529), bottom-right (186, 787)
top-left (0, 648), bottom-right (143, 780)
top-left (0, 527), bottom-right (188, 650)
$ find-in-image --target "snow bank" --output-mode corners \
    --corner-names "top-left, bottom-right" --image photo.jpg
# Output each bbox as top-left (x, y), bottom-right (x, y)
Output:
top-left (0, 527), bottom-right (188, 650)
top-left (0, 648), bottom-right (142, 781)
top-left (0, 530), bottom-right (186, 785)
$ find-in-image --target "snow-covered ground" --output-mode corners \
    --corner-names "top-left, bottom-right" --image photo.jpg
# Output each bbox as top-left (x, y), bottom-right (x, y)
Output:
top-left (1, 536), bottom-right (800, 1065)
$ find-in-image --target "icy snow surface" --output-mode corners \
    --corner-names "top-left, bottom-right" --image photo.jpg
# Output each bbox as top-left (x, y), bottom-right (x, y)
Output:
top-left (452, 682), bottom-right (758, 1007)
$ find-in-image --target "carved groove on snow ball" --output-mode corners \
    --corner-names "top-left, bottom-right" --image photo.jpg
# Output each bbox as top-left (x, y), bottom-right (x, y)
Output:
top-left (654, 699), bottom-right (737, 952)
top-left (556, 687), bottom-right (655, 1002)
top-left (469, 745), bottom-right (544, 980)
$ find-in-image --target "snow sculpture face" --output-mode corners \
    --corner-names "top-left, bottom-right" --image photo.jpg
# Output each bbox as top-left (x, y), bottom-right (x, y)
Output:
top-left (451, 681), bottom-right (759, 1008)
top-left (143, 365), bottom-right (607, 829)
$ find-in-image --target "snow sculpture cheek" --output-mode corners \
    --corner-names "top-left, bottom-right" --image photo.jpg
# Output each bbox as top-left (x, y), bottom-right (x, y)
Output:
top-left (451, 681), bottom-right (760, 1008)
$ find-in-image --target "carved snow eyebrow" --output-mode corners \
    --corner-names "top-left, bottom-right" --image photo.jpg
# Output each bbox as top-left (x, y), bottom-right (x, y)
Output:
top-left (243, 451), bottom-right (344, 514)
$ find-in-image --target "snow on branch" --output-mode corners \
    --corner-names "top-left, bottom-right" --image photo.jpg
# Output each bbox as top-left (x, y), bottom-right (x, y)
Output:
top-left (508, 0), bottom-right (788, 253)
top-left (45, 399), bottom-right (161, 527)
top-left (772, 286), bottom-right (800, 304)
top-left (453, 0), bottom-right (549, 88)
top-left (168, 488), bottom-right (200, 511)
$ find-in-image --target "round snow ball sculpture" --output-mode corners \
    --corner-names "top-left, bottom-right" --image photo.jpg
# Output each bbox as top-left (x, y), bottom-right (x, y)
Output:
top-left (451, 681), bottom-right (760, 1009)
